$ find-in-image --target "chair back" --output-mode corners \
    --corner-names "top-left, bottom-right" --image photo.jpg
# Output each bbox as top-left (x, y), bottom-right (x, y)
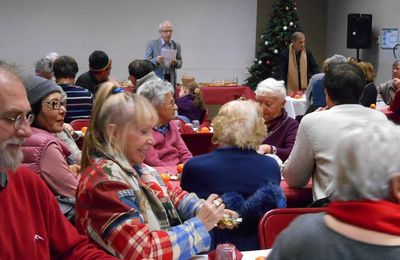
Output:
top-left (258, 207), bottom-right (326, 249)
top-left (70, 119), bottom-right (90, 131)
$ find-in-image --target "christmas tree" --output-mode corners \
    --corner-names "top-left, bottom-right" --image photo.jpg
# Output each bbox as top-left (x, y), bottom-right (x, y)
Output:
top-left (245, 0), bottom-right (302, 89)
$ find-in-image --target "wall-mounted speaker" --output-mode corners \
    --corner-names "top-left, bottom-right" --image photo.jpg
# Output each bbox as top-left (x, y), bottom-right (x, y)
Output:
top-left (347, 13), bottom-right (372, 49)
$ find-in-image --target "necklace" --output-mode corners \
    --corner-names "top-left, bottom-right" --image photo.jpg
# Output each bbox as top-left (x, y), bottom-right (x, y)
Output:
top-left (265, 117), bottom-right (289, 139)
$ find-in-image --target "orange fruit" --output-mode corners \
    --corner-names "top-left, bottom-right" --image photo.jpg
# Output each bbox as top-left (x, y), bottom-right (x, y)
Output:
top-left (199, 127), bottom-right (210, 133)
top-left (160, 173), bottom-right (170, 183)
top-left (177, 163), bottom-right (184, 173)
top-left (370, 103), bottom-right (376, 109)
top-left (81, 126), bottom-right (88, 135)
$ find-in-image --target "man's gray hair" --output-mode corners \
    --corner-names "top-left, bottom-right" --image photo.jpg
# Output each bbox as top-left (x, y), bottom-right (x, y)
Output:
top-left (255, 77), bottom-right (286, 100)
top-left (393, 59), bottom-right (400, 67)
top-left (137, 80), bottom-right (174, 107)
top-left (159, 20), bottom-right (172, 30)
top-left (34, 58), bottom-right (53, 74)
top-left (331, 121), bottom-right (400, 201)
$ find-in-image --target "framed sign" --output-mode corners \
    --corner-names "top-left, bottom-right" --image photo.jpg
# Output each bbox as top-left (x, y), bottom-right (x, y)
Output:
top-left (381, 28), bottom-right (398, 49)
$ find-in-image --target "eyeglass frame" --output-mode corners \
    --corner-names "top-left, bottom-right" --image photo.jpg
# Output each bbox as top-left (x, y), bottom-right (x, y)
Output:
top-left (42, 98), bottom-right (67, 110)
top-left (160, 29), bottom-right (173, 33)
top-left (0, 112), bottom-right (35, 129)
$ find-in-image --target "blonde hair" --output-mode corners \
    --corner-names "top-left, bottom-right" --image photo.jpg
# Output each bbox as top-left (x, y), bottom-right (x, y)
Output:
top-left (81, 81), bottom-right (158, 170)
top-left (212, 100), bottom-right (266, 150)
top-left (184, 81), bottom-right (205, 109)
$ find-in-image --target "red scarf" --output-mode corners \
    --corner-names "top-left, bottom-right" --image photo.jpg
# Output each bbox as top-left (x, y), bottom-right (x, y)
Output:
top-left (326, 200), bottom-right (400, 235)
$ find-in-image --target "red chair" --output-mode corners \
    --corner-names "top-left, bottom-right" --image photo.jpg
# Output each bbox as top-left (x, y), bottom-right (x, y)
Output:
top-left (258, 207), bottom-right (326, 249)
top-left (70, 119), bottom-right (90, 131)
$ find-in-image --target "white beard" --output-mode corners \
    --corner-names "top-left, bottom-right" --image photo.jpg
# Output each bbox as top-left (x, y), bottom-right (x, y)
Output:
top-left (0, 139), bottom-right (24, 171)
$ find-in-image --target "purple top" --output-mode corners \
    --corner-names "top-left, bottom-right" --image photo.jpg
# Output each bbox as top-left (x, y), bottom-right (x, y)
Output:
top-left (175, 93), bottom-right (206, 122)
top-left (263, 111), bottom-right (299, 161)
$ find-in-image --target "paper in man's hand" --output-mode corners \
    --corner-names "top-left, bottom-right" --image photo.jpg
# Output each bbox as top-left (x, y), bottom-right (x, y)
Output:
top-left (161, 48), bottom-right (177, 66)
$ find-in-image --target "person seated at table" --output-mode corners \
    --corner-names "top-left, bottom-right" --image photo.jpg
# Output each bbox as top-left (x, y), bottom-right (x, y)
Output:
top-left (269, 121), bottom-right (400, 259)
top-left (255, 78), bottom-right (299, 161)
top-left (377, 59), bottom-right (400, 105)
top-left (181, 99), bottom-right (286, 251)
top-left (305, 54), bottom-right (347, 113)
top-left (282, 63), bottom-right (388, 201)
top-left (175, 74), bottom-right (206, 123)
top-left (138, 79), bottom-right (192, 174)
top-left (387, 90), bottom-right (400, 124)
top-left (128, 59), bottom-right (160, 92)
top-left (76, 83), bottom-right (235, 259)
top-left (356, 61), bottom-right (378, 107)
top-left (21, 76), bottom-right (79, 221)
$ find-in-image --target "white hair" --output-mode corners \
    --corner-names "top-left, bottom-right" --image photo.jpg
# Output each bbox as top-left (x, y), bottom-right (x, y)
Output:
top-left (331, 121), bottom-right (400, 201)
top-left (137, 79), bottom-right (174, 107)
top-left (255, 77), bottom-right (286, 100)
top-left (159, 20), bottom-right (172, 30)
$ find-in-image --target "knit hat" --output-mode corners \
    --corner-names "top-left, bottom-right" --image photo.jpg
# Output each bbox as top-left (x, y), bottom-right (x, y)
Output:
top-left (89, 50), bottom-right (111, 71)
top-left (24, 75), bottom-right (62, 107)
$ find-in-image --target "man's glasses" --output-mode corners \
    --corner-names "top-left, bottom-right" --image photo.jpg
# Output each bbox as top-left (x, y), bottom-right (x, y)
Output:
top-left (0, 113), bottom-right (35, 129)
top-left (160, 29), bottom-right (173, 33)
top-left (42, 99), bottom-right (67, 110)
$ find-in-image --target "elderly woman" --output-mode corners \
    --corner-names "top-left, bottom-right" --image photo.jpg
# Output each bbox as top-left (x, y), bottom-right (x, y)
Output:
top-left (269, 121), bottom-right (400, 259)
top-left (181, 99), bottom-right (286, 251)
top-left (256, 78), bottom-right (299, 161)
top-left (137, 80), bottom-right (192, 174)
top-left (21, 76), bottom-right (79, 220)
top-left (75, 83), bottom-right (233, 259)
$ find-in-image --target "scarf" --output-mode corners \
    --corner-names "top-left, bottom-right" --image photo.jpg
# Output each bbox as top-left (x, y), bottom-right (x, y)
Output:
top-left (287, 43), bottom-right (308, 94)
top-left (326, 200), bottom-right (400, 235)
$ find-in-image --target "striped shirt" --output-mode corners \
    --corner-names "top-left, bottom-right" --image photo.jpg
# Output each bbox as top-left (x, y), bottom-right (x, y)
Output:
top-left (58, 83), bottom-right (93, 123)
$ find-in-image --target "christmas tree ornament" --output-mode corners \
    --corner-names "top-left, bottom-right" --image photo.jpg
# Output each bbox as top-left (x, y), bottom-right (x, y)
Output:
top-left (283, 26), bottom-right (288, 31)
top-left (264, 41), bottom-right (269, 45)
top-left (258, 60), bottom-right (262, 64)
top-left (289, 22), bottom-right (294, 26)
top-left (285, 6), bottom-right (289, 10)
top-left (274, 49), bottom-right (278, 54)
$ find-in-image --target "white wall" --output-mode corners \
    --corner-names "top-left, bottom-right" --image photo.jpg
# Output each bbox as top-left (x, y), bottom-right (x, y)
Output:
top-left (326, 0), bottom-right (400, 84)
top-left (0, 0), bottom-right (257, 84)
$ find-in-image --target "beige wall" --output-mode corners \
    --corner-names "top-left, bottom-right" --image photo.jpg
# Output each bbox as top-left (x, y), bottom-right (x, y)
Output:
top-left (256, 0), bottom-right (327, 69)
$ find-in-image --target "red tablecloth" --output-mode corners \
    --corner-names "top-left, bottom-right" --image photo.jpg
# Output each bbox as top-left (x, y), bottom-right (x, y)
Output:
top-left (180, 132), bottom-right (218, 156)
top-left (169, 180), bottom-right (312, 208)
top-left (176, 85), bottom-right (255, 105)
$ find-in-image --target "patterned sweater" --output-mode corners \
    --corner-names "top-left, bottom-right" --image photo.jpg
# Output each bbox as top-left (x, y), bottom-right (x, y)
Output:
top-left (75, 155), bottom-right (209, 259)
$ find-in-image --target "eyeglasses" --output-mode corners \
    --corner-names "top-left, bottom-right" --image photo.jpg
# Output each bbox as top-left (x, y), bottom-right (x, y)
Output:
top-left (42, 99), bottom-right (67, 110)
top-left (0, 113), bottom-right (35, 129)
top-left (164, 99), bottom-right (176, 108)
top-left (160, 29), bottom-right (173, 33)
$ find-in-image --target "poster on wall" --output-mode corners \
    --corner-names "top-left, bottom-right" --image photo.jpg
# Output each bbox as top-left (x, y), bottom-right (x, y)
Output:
top-left (381, 28), bottom-right (398, 49)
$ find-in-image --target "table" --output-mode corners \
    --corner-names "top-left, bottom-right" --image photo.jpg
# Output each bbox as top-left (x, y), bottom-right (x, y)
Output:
top-left (176, 85), bottom-right (255, 105)
top-left (170, 180), bottom-right (312, 208)
top-left (180, 132), bottom-right (218, 156)
top-left (285, 96), bottom-right (308, 119)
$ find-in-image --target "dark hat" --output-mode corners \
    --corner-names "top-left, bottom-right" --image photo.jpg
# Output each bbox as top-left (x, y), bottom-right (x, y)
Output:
top-left (24, 76), bottom-right (62, 107)
top-left (89, 50), bottom-right (110, 71)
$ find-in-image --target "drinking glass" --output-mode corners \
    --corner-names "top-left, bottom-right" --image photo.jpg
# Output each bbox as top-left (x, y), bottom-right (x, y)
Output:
top-left (215, 243), bottom-right (236, 260)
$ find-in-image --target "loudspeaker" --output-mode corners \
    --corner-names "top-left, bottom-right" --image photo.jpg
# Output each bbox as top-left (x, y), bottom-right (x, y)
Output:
top-left (347, 13), bottom-right (372, 49)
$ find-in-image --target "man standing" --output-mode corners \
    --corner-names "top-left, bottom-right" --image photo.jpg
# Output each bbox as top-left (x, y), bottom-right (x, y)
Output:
top-left (76, 50), bottom-right (112, 95)
top-left (282, 63), bottom-right (388, 201)
top-left (145, 20), bottom-right (182, 89)
top-left (0, 61), bottom-right (116, 259)
top-left (377, 59), bottom-right (400, 105)
top-left (279, 31), bottom-right (319, 94)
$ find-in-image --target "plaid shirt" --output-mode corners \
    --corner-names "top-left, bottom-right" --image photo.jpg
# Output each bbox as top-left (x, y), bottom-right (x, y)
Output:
top-left (75, 156), bottom-right (209, 259)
